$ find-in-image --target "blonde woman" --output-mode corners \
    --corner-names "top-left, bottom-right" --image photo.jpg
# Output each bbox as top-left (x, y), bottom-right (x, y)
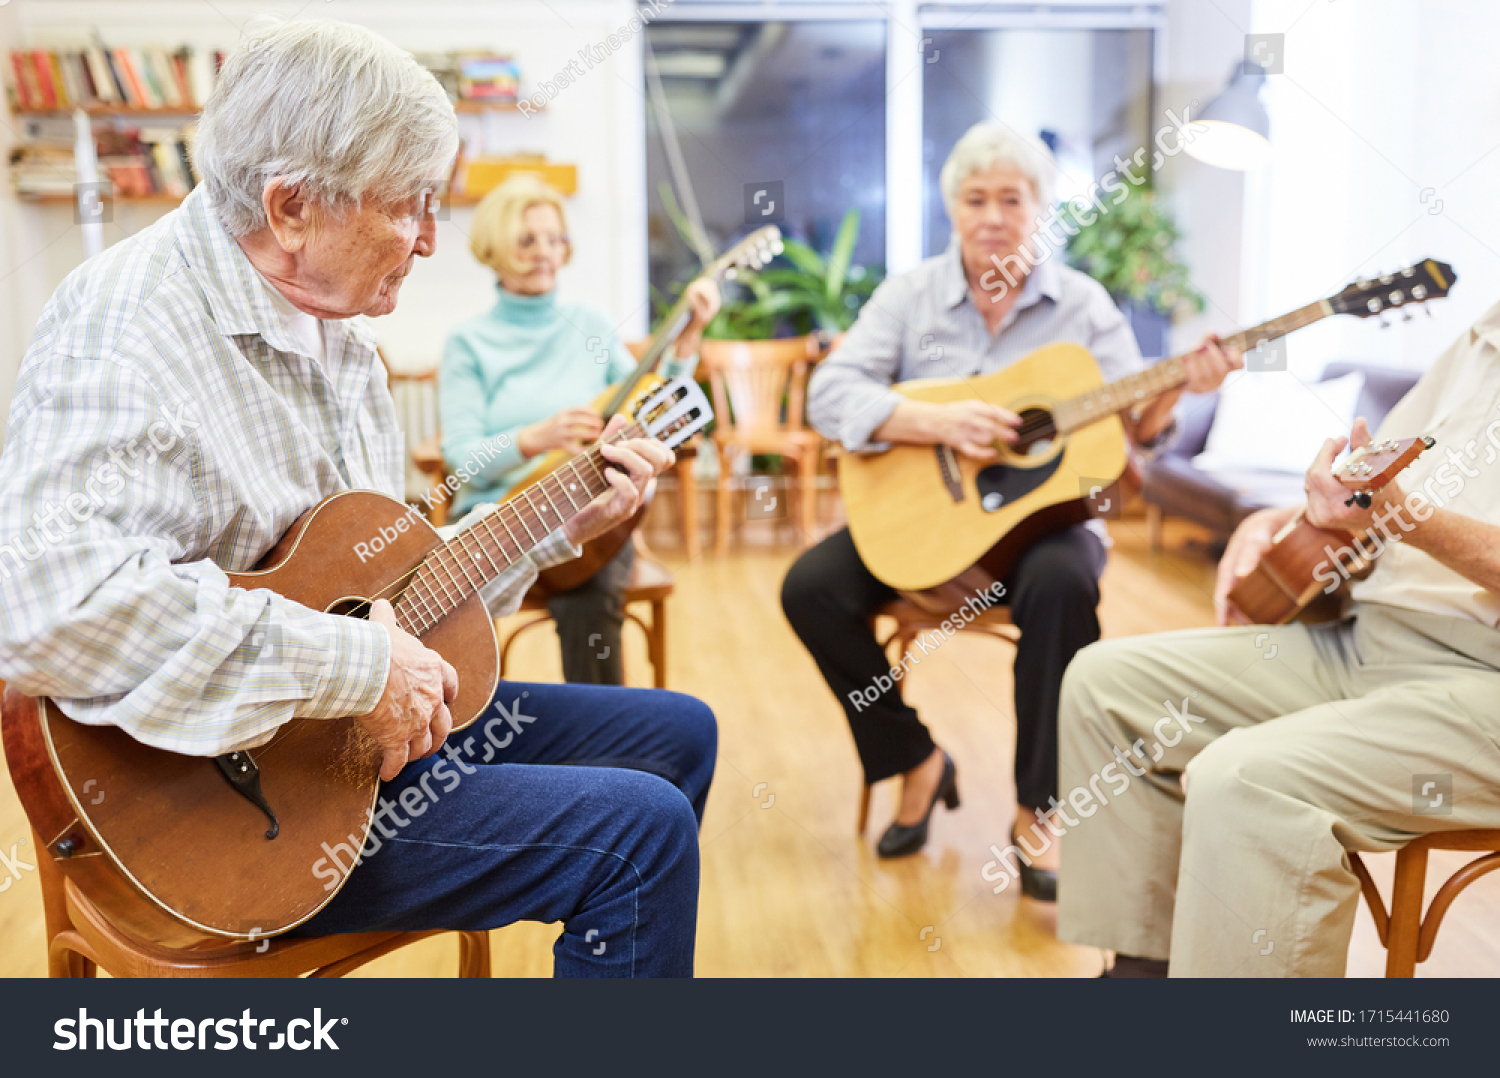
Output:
top-left (442, 174), bottom-right (719, 684)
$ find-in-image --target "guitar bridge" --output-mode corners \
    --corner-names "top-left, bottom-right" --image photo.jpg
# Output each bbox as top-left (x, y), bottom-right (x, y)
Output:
top-left (935, 445), bottom-right (964, 503)
top-left (214, 751), bottom-right (281, 840)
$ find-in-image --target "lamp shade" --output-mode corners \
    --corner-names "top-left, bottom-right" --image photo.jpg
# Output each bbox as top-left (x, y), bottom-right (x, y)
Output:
top-left (1184, 62), bottom-right (1272, 171)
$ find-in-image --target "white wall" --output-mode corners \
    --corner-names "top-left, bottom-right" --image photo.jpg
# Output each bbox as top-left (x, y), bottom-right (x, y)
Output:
top-left (3, 0), bottom-right (649, 388)
top-left (1156, 0), bottom-right (1253, 355)
top-left (1246, 0), bottom-right (1499, 376)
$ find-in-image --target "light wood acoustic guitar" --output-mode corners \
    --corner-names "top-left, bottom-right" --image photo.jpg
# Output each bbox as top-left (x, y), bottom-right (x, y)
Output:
top-left (527, 225), bottom-right (783, 591)
top-left (1227, 435), bottom-right (1434, 625)
top-left (0, 377), bottom-right (713, 948)
top-left (838, 259), bottom-right (1455, 612)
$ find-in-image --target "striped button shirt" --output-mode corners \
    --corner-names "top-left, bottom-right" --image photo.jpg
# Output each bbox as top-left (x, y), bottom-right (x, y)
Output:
top-left (808, 242), bottom-right (1146, 452)
top-left (0, 186), bottom-right (576, 756)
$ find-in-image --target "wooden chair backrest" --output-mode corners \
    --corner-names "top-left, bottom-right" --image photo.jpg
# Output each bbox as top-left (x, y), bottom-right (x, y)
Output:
top-left (698, 336), bottom-right (819, 436)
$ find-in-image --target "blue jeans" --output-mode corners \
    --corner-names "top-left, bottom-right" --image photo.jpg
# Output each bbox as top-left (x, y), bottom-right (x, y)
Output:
top-left (291, 681), bottom-right (717, 977)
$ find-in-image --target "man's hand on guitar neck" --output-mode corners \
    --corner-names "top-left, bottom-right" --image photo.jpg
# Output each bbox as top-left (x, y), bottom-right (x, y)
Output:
top-left (359, 599), bottom-right (460, 781)
top-left (1304, 417), bottom-right (1406, 533)
top-left (563, 414), bottom-right (675, 546)
top-left (875, 399), bottom-right (1022, 461)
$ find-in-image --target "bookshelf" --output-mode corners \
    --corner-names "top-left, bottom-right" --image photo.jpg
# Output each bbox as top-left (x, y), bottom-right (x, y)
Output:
top-left (12, 100), bottom-right (541, 119)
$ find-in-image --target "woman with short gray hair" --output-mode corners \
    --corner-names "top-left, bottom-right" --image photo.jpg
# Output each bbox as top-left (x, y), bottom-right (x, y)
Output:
top-left (783, 120), bottom-right (1238, 891)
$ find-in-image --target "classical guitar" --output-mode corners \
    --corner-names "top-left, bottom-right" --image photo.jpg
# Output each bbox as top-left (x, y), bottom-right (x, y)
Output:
top-left (838, 258), bottom-right (1455, 611)
top-left (530, 225), bottom-right (783, 590)
top-left (0, 377), bottom-right (713, 948)
top-left (1226, 435), bottom-right (1434, 625)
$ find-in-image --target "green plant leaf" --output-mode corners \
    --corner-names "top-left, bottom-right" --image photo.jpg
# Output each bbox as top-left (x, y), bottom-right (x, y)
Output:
top-left (824, 208), bottom-right (859, 301)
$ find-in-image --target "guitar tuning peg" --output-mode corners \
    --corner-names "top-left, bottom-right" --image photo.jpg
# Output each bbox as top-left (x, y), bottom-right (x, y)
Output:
top-left (1402, 309), bottom-right (1413, 321)
top-left (725, 267), bottom-right (739, 281)
top-left (1425, 305), bottom-right (1434, 317)
top-left (1378, 314), bottom-right (1391, 329)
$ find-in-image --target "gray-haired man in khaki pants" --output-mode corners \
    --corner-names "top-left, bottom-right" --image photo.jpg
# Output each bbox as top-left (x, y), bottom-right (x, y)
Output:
top-left (1058, 301), bottom-right (1500, 977)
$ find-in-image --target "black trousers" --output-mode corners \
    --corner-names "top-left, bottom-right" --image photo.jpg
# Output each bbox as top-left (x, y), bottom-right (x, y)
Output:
top-left (548, 540), bottom-right (635, 685)
top-left (780, 524), bottom-right (1106, 810)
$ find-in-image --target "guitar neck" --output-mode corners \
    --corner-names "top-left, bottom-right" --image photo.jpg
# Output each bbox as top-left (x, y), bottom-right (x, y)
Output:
top-left (1053, 299), bottom-right (1333, 434)
top-left (601, 298), bottom-right (692, 417)
top-left (392, 421), bottom-right (645, 636)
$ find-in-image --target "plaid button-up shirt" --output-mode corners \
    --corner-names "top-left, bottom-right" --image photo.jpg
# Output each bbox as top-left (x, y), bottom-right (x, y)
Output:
top-left (0, 186), bottom-right (576, 756)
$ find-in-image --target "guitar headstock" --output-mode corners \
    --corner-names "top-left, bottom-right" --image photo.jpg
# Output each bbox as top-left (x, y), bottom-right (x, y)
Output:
top-left (708, 226), bottom-right (784, 282)
top-left (1329, 259), bottom-right (1456, 319)
top-left (636, 376), bottom-right (715, 449)
top-left (1333, 436), bottom-right (1434, 489)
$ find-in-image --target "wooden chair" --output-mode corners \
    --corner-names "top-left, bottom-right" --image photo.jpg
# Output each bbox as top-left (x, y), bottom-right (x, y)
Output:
top-left (698, 336), bottom-right (824, 557)
top-left (497, 534), bottom-right (674, 689)
top-left (1349, 830), bottom-right (1500, 977)
top-left (856, 598), bottom-right (1019, 835)
top-left (34, 828), bottom-right (490, 978)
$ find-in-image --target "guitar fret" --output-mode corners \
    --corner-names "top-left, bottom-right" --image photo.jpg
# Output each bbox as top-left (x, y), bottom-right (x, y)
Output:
top-left (404, 579), bottom-right (439, 629)
top-left (537, 478), bottom-right (567, 520)
top-left (449, 532), bottom-right (486, 590)
top-left (563, 460), bottom-right (591, 507)
top-left (557, 465), bottom-right (585, 510)
top-left (429, 553), bottom-right (465, 607)
top-left (474, 517), bottom-right (508, 572)
top-left (496, 509), bottom-right (525, 553)
top-left (510, 500), bottom-right (539, 543)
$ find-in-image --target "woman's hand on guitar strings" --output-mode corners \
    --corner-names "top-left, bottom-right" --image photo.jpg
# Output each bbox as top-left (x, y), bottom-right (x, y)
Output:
top-left (359, 599), bottom-right (460, 781)
top-left (563, 414), bottom-right (674, 547)
top-left (1304, 417), bottom-right (1405, 533)
top-left (1214, 505), bottom-right (1300, 625)
top-left (518, 406), bottom-right (605, 459)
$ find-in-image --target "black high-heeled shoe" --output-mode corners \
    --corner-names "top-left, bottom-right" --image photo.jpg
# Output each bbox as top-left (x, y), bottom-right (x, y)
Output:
top-left (876, 752), bottom-right (959, 858)
top-left (1011, 827), bottom-right (1057, 902)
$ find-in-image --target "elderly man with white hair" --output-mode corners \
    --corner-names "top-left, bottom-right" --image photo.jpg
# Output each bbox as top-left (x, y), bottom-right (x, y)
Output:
top-left (782, 122), bottom-right (1238, 890)
top-left (0, 18), bottom-right (715, 976)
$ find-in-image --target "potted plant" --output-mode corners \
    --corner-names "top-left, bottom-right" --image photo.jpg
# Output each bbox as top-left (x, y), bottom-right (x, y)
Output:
top-left (1062, 184), bottom-right (1203, 358)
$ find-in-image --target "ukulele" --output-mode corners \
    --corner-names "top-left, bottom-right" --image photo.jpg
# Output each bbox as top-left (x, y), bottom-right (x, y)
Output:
top-left (1226, 435), bottom-right (1434, 625)
top-left (527, 225), bottom-right (783, 591)
top-left (0, 377), bottom-right (713, 947)
top-left (837, 258), bottom-right (1456, 613)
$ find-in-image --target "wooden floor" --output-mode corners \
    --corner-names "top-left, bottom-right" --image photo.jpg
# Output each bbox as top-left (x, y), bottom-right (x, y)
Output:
top-left (2, 513), bottom-right (1497, 978)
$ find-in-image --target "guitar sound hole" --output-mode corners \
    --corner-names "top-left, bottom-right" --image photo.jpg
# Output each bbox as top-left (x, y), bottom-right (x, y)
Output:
top-left (1013, 407), bottom-right (1056, 456)
top-left (327, 597), bottom-right (372, 619)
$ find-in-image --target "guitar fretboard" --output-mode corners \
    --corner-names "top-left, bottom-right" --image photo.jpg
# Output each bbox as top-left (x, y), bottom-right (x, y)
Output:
top-left (391, 421), bottom-right (645, 636)
top-left (1052, 300), bottom-right (1333, 434)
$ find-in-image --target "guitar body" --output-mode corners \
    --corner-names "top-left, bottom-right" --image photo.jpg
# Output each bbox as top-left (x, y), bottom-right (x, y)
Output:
top-left (840, 343), bottom-right (1126, 596)
top-left (1226, 520), bottom-right (1360, 625)
top-left (1, 490), bottom-right (498, 946)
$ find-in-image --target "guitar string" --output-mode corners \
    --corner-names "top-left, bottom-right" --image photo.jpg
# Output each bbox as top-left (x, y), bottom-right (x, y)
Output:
top-left (351, 422), bottom-right (648, 634)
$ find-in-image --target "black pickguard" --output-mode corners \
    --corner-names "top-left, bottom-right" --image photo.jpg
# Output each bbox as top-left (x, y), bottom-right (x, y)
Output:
top-left (974, 453), bottom-right (1066, 513)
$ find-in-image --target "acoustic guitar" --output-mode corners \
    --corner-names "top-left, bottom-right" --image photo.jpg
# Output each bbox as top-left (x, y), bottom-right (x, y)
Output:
top-left (0, 376), bottom-right (713, 948)
top-left (838, 259), bottom-right (1455, 610)
top-left (1226, 435), bottom-right (1434, 625)
top-left (530, 225), bottom-right (783, 591)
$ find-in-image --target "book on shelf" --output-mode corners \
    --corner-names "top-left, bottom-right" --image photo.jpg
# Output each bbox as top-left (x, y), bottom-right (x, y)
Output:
top-left (10, 123), bottom-right (201, 201)
top-left (6, 44), bottom-right (215, 112)
top-left (458, 55), bottom-right (520, 100)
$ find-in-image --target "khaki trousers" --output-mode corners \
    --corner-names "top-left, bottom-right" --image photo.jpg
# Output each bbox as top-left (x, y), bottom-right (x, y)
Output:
top-left (1056, 603), bottom-right (1500, 976)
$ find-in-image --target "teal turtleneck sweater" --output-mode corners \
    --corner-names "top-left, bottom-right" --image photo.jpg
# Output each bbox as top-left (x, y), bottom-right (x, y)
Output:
top-left (439, 287), bottom-right (696, 517)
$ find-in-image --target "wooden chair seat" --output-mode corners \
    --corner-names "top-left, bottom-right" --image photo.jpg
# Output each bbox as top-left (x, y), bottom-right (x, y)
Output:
top-left (37, 830), bottom-right (489, 979)
top-left (1349, 828), bottom-right (1500, 977)
top-left (856, 598), bottom-right (1018, 835)
top-left (499, 537), bottom-right (674, 688)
